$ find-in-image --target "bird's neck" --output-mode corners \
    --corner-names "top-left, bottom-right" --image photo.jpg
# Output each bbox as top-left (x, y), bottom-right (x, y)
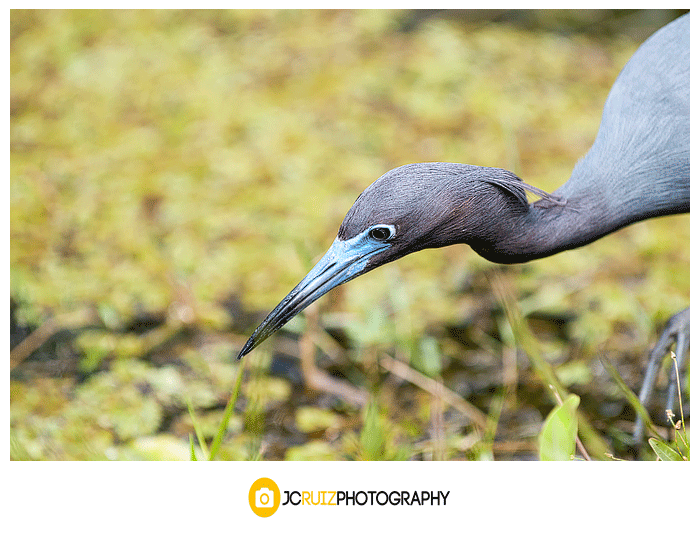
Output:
top-left (471, 165), bottom-right (688, 264)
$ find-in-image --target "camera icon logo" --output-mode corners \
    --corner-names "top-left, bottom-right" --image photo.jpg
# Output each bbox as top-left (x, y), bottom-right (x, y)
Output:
top-left (249, 478), bottom-right (280, 517)
top-left (255, 487), bottom-right (274, 508)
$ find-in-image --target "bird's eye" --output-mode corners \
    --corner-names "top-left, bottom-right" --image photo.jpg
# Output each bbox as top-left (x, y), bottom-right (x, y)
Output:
top-left (368, 225), bottom-right (394, 241)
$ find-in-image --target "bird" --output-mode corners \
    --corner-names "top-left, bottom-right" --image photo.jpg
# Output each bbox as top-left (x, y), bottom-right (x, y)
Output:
top-left (237, 14), bottom-right (689, 442)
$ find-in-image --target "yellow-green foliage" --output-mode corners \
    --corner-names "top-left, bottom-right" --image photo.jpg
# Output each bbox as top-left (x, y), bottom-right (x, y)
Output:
top-left (11, 10), bottom-right (688, 460)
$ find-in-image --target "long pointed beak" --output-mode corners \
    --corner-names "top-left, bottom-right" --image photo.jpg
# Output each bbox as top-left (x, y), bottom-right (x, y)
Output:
top-left (237, 235), bottom-right (391, 359)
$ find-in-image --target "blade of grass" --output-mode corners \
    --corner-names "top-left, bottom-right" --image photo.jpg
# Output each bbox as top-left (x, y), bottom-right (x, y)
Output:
top-left (664, 352), bottom-right (689, 460)
top-left (186, 397), bottom-right (210, 461)
top-left (670, 352), bottom-right (686, 437)
top-left (189, 433), bottom-right (198, 461)
top-left (600, 356), bottom-right (662, 441)
top-left (208, 357), bottom-right (247, 460)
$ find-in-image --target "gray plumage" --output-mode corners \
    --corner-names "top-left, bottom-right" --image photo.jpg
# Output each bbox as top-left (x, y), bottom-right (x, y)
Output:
top-left (238, 14), bottom-right (689, 361)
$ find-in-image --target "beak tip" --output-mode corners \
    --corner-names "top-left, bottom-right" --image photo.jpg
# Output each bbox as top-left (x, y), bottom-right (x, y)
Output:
top-left (236, 237), bottom-right (376, 363)
top-left (237, 337), bottom-right (255, 360)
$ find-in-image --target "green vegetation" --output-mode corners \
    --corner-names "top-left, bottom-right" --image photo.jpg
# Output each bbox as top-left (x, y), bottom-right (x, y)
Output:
top-left (11, 10), bottom-right (689, 460)
top-left (539, 394), bottom-right (580, 461)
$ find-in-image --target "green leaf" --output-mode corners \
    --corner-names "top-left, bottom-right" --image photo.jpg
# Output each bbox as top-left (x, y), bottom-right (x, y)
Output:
top-left (539, 394), bottom-right (580, 461)
top-left (648, 438), bottom-right (683, 461)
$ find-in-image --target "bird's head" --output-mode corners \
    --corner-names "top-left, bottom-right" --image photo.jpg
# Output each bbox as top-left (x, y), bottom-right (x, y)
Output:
top-left (237, 163), bottom-right (534, 358)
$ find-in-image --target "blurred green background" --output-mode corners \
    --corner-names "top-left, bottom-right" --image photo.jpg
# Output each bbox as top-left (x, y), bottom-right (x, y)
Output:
top-left (10, 9), bottom-right (689, 460)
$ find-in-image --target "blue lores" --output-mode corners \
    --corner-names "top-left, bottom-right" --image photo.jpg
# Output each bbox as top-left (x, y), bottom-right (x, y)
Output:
top-left (237, 224), bottom-right (396, 358)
